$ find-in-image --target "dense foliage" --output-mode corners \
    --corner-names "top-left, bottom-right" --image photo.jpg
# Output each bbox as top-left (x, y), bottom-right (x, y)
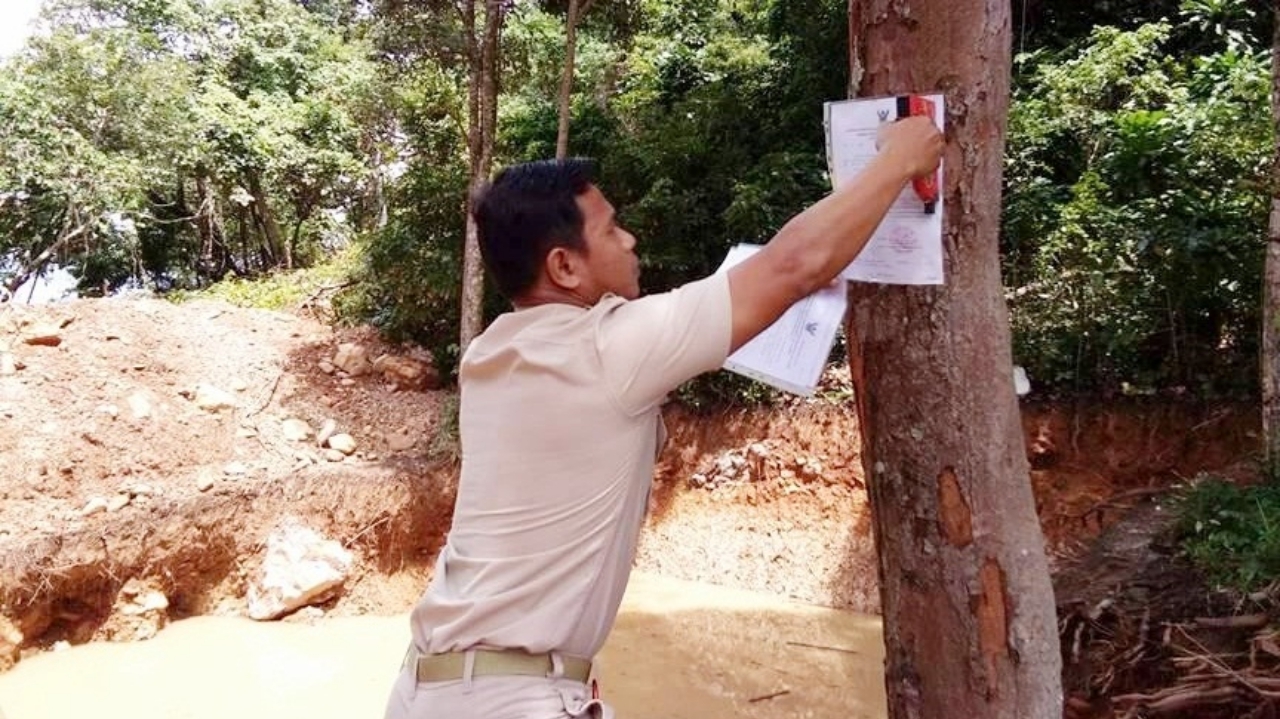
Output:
top-left (0, 0), bottom-right (378, 296)
top-left (1005, 1), bottom-right (1274, 395)
top-left (0, 0), bottom-right (1275, 396)
top-left (1176, 478), bottom-right (1280, 591)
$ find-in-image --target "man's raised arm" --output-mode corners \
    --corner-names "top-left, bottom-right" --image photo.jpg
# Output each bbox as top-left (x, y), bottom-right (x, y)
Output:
top-left (726, 116), bottom-right (944, 353)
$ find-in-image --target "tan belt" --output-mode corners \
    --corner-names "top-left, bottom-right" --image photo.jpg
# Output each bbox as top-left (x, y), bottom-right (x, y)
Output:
top-left (414, 649), bottom-right (593, 684)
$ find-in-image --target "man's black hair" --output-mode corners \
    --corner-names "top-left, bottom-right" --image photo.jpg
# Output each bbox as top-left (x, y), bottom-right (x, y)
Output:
top-left (472, 158), bottom-right (597, 300)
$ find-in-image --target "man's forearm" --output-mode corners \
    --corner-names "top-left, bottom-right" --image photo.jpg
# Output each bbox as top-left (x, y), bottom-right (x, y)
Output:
top-left (725, 118), bottom-right (940, 352)
top-left (760, 151), bottom-right (913, 298)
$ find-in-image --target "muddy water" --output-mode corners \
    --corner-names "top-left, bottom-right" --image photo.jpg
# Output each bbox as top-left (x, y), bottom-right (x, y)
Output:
top-left (0, 573), bottom-right (886, 719)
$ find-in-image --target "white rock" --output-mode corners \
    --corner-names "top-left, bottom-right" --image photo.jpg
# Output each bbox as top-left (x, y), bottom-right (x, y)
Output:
top-left (375, 355), bottom-right (440, 391)
top-left (119, 581), bottom-right (169, 615)
top-left (323, 448), bottom-right (347, 462)
top-left (296, 606), bottom-right (325, 622)
top-left (97, 404), bottom-right (120, 418)
top-left (196, 476), bottom-right (215, 492)
top-left (106, 494), bottom-right (131, 512)
top-left (127, 393), bottom-right (152, 420)
top-left (331, 343), bottom-right (371, 377)
top-left (193, 384), bottom-right (237, 412)
top-left (81, 498), bottom-right (109, 516)
top-left (246, 523), bottom-right (354, 621)
top-left (326, 433), bottom-right (356, 455)
top-left (316, 419), bottom-right (337, 447)
top-left (1014, 365), bottom-right (1032, 397)
top-left (281, 419), bottom-right (313, 442)
top-left (386, 430), bottom-right (416, 452)
top-left (230, 378), bottom-right (249, 392)
top-left (102, 579), bottom-right (170, 642)
top-left (318, 360), bottom-right (336, 375)
top-left (0, 614), bottom-right (22, 671)
top-left (223, 462), bottom-right (249, 476)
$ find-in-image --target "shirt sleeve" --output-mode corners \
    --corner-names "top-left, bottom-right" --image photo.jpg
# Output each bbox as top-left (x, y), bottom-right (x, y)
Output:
top-left (595, 271), bottom-right (733, 415)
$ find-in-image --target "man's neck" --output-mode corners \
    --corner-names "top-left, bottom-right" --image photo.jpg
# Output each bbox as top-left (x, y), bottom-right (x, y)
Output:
top-left (513, 285), bottom-right (597, 311)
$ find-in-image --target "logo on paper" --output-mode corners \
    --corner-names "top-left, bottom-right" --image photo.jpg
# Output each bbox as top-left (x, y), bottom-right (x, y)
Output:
top-left (877, 109), bottom-right (891, 123)
top-left (887, 226), bottom-right (918, 254)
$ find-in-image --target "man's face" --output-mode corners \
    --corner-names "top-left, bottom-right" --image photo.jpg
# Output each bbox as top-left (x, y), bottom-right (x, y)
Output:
top-left (574, 184), bottom-right (641, 301)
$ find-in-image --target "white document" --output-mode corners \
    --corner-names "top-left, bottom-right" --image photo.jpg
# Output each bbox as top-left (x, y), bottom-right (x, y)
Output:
top-left (824, 94), bottom-right (946, 285)
top-left (715, 244), bottom-right (847, 396)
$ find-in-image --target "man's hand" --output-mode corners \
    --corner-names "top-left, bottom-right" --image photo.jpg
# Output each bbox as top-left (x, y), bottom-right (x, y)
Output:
top-left (877, 116), bottom-right (945, 181)
top-left (726, 114), bottom-right (945, 353)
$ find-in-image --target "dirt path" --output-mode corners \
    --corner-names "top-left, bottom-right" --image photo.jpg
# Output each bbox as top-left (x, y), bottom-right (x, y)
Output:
top-left (0, 573), bottom-right (887, 719)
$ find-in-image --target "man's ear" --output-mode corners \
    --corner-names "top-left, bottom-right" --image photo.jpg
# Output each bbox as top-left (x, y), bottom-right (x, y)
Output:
top-left (544, 246), bottom-right (582, 290)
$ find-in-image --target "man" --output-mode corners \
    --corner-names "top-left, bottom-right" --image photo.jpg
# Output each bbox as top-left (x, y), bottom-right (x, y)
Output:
top-left (384, 116), bottom-right (943, 719)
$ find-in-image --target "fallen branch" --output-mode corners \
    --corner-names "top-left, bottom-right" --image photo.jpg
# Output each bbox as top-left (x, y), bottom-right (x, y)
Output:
top-left (747, 689), bottom-right (790, 703)
top-left (1071, 486), bottom-right (1169, 519)
top-left (299, 280), bottom-right (356, 310)
top-left (1193, 614), bottom-right (1270, 630)
top-left (785, 641), bottom-right (861, 655)
top-left (1113, 684), bottom-right (1241, 714)
top-left (245, 367), bottom-right (285, 418)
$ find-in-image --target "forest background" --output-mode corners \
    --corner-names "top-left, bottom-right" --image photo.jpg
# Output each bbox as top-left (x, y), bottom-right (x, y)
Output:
top-left (0, 0), bottom-right (1273, 404)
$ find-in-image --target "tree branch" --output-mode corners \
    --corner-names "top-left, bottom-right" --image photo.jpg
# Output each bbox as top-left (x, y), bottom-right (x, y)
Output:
top-left (4, 220), bottom-right (90, 296)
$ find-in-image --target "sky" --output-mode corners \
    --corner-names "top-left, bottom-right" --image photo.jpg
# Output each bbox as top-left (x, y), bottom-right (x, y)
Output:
top-left (0, 0), bottom-right (45, 59)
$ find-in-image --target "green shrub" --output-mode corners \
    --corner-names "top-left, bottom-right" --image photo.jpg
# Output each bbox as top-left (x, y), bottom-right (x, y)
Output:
top-left (1003, 17), bottom-right (1271, 395)
top-left (168, 248), bottom-right (358, 311)
top-left (1175, 478), bottom-right (1280, 592)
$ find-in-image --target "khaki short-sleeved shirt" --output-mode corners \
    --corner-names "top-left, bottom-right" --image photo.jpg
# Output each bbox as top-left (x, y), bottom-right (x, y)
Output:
top-left (410, 272), bottom-right (733, 659)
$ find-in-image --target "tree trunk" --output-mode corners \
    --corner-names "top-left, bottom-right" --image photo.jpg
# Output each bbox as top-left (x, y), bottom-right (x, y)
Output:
top-left (846, 3), bottom-right (1063, 718)
top-left (194, 170), bottom-right (231, 282)
top-left (554, 0), bottom-right (589, 159)
top-left (368, 140), bottom-right (389, 232)
top-left (237, 204), bottom-right (251, 273)
top-left (479, 0), bottom-right (501, 180)
top-left (460, 0), bottom-right (506, 350)
top-left (460, 0), bottom-right (485, 351)
top-left (1262, 2), bottom-right (1280, 481)
top-left (246, 169), bottom-right (291, 271)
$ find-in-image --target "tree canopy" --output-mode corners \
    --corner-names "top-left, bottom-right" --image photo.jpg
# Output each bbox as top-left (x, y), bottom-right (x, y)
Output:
top-left (0, 0), bottom-right (1273, 397)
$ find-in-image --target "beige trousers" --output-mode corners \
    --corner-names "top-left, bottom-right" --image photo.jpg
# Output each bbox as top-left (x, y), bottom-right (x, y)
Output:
top-left (382, 659), bottom-right (614, 719)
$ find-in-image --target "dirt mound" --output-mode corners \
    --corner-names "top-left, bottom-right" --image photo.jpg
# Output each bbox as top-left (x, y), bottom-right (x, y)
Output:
top-left (0, 296), bottom-right (452, 663)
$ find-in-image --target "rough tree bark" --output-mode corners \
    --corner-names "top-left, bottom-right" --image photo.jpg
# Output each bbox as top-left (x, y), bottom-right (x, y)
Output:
top-left (846, 2), bottom-right (1063, 718)
top-left (1262, 2), bottom-right (1280, 480)
top-left (554, 0), bottom-right (594, 159)
top-left (460, 0), bottom-right (506, 350)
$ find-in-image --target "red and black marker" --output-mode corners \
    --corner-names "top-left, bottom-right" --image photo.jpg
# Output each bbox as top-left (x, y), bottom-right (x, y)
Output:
top-left (896, 95), bottom-right (939, 214)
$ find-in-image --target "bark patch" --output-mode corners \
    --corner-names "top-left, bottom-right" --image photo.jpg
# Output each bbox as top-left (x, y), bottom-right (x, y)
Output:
top-left (937, 466), bottom-right (973, 547)
top-left (976, 557), bottom-right (1011, 699)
